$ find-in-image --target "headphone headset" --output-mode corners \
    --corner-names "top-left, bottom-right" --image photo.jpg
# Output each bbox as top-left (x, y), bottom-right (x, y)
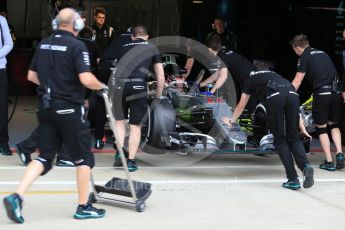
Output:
top-left (51, 10), bottom-right (85, 32)
top-left (211, 18), bottom-right (227, 30)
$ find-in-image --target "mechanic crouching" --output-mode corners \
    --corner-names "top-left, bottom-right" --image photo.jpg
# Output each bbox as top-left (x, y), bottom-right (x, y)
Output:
top-left (222, 63), bottom-right (314, 190)
top-left (112, 24), bottom-right (165, 171)
top-left (3, 8), bottom-right (107, 223)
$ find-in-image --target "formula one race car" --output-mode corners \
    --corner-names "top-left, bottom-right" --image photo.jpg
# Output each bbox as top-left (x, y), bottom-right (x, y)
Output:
top-left (109, 55), bottom-right (313, 156)
top-left (139, 55), bottom-right (314, 155)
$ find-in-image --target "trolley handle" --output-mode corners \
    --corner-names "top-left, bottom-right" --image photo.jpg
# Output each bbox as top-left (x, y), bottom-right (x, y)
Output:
top-left (100, 91), bottom-right (139, 202)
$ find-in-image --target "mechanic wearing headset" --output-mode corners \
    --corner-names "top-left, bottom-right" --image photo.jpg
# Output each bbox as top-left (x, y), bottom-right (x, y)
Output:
top-left (3, 8), bottom-right (107, 223)
top-left (112, 24), bottom-right (165, 171)
top-left (15, 23), bottom-right (100, 168)
top-left (291, 34), bottom-right (344, 171)
top-left (183, 16), bottom-right (237, 81)
top-left (207, 16), bottom-right (237, 51)
top-left (222, 62), bottom-right (314, 190)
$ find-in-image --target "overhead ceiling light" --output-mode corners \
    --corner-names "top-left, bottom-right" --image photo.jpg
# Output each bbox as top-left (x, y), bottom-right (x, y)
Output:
top-left (193, 0), bottom-right (203, 4)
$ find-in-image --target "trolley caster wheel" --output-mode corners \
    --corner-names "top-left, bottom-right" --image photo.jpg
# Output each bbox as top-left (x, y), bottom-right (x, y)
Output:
top-left (135, 200), bottom-right (146, 212)
top-left (88, 192), bottom-right (97, 204)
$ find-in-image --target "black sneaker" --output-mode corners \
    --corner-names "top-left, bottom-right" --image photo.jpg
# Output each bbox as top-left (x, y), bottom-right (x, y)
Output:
top-left (56, 159), bottom-right (75, 167)
top-left (303, 164), bottom-right (314, 188)
top-left (113, 153), bottom-right (123, 167)
top-left (320, 161), bottom-right (336, 171)
top-left (0, 145), bottom-right (12, 156)
top-left (73, 203), bottom-right (105, 219)
top-left (113, 149), bottom-right (129, 167)
top-left (127, 159), bottom-right (138, 172)
top-left (15, 144), bottom-right (32, 165)
top-left (282, 178), bottom-right (301, 190)
top-left (94, 139), bottom-right (104, 149)
top-left (336, 153), bottom-right (345, 170)
top-left (3, 193), bottom-right (24, 223)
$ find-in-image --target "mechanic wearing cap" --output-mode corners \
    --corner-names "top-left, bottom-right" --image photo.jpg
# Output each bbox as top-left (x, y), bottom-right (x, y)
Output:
top-left (291, 34), bottom-right (344, 171)
top-left (93, 27), bottom-right (133, 149)
top-left (112, 24), bottom-right (165, 171)
top-left (200, 34), bottom-right (257, 112)
top-left (222, 63), bottom-right (314, 190)
top-left (3, 8), bottom-right (107, 223)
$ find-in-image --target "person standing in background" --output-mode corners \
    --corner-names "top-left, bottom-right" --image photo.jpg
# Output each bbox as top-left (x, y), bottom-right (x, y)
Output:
top-left (0, 10), bottom-right (16, 45)
top-left (0, 14), bottom-right (13, 156)
top-left (342, 29), bottom-right (345, 103)
top-left (207, 16), bottom-right (237, 51)
top-left (91, 6), bottom-right (115, 148)
top-left (92, 7), bottom-right (115, 54)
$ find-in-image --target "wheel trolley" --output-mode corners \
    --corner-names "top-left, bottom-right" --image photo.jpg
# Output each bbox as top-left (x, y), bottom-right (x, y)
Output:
top-left (88, 91), bottom-right (152, 212)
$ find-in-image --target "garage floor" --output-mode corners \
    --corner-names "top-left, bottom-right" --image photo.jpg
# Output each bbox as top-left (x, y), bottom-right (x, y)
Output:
top-left (1, 96), bottom-right (345, 229)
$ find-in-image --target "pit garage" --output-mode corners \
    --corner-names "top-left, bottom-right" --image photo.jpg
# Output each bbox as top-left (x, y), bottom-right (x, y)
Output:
top-left (1, 0), bottom-right (345, 229)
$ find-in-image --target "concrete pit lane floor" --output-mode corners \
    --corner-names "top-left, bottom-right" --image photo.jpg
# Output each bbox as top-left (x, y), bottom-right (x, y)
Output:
top-left (1, 151), bottom-right (345, 230)
top-left (1, 96), bottom-right (345, 229)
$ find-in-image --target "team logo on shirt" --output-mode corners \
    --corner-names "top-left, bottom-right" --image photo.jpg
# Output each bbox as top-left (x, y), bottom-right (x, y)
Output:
top-left (40, 44), bottom-right (67, 51)
top-left (123, 41), bottom-right (149, 47)
top-left (310, 50), bottom-right (324, 55)
top-left (82, 52), bottom-right (90, 66)
top-left (249, 70), bottom-right (272, 76)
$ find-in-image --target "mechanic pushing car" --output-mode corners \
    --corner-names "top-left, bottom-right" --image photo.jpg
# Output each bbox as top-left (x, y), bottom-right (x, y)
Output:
top-left (290, 34), bottom-right (344, 171)
top-left (222, 62), bottom-right (314, 190)
top-left (112, 24), bottom-right (165, 171)
top-left (200, 34), bottom-right (258, 112)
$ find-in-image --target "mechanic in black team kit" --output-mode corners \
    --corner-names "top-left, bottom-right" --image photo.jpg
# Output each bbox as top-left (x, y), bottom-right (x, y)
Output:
top-left (222, 63), bottom-right (314, 190)
top-left (92, 7), bottom-right (114, 54)
top-left (3, 8), bottom-right (107, 223)
top-left (207, 16), bottom-right (237, 51)
top-left (93, 28), bottom-right (133, 149)
top-left (200, 34), bottom-right (257, 112)
top-left (112, 24), bottom-right (165, 171)
top-left (291, 34), bottom-right (344, 171)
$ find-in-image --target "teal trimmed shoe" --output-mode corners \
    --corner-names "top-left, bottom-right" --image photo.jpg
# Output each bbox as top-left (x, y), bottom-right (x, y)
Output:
top-left (3, 193), bottom-right (24, 223)
top-left (282, 178), bottom-right (301, 190)
top-left (320, 161), bottom-right (336, 171)
top-left (336, 153), bottom-right (344, 170)
top-left (73, 203), bottom-right (105, 220)
top-left (0, 145), bottom-right (12, 156)
top-left (113, 149), bottom-right (129, 167)
top-left (94, 139), bottom-right (104, 149)
top-left (127, 159), bottom-right (138, 172)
